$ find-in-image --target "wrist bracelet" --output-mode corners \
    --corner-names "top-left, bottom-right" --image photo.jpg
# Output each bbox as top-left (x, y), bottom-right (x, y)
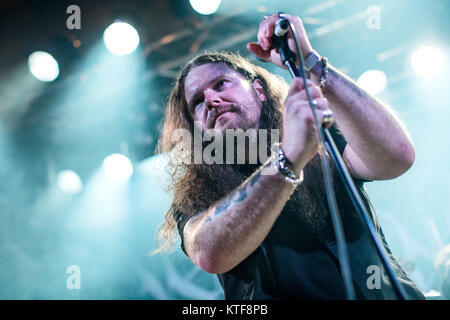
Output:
top-left (305, 52), bottom-right (328, 88)
top-left (271, 143), bottom-right (304, 187)
top-left (319, 57), bottom-right (328, 88)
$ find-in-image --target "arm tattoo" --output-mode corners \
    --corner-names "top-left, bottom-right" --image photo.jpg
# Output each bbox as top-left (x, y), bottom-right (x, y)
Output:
top-left (205, 169), bottom-right (263, 222)
top-left (327, 67), bottom-right (368, 100)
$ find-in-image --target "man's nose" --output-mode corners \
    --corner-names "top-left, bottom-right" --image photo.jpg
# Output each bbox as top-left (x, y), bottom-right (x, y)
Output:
top-left (204, 89), bottom-right (221, 110)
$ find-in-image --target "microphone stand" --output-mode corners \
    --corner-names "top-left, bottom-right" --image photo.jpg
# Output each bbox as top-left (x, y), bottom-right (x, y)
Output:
top-left (272, 19), bottom-right (408, 300)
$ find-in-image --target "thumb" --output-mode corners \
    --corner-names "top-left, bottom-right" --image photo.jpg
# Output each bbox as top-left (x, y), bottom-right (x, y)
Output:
top-left (247, 42), bottom-right (269, 61)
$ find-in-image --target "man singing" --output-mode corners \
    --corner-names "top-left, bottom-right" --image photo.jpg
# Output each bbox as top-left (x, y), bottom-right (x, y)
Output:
top-left (155, 13), bottom-right (425, 299)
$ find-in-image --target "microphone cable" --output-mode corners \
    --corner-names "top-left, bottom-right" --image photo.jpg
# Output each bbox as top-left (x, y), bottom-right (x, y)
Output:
top-left (276, 18), bottom-right (356, 300)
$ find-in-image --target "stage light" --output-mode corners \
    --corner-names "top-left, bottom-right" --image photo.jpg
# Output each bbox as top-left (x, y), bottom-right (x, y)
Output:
top-left (411, 46), bottom-right (444, 79)
top-left (357, 69), bottom-right (388, 95)
top-left (28, 51), bottom-right (60, 82)
top-left (103, 21), bottom-right (140, 56)
top-left (189, 0), bottom-right (221, 15)
top-left (57, 170), bottom-right (83, 195)
top-left (102, 153), bottom-right (134, 182)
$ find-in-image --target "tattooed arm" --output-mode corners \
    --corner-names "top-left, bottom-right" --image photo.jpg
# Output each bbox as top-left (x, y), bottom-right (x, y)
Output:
top-left (182, 160), bottom-right (297, 274)
top-left (183, 77), bottom-right (330, 274)
top-left (319, 67), bottom-right (415, 180)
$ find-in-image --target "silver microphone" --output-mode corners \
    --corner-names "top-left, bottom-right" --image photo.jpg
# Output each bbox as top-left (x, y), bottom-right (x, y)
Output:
top-left (274, 19), bottom-right (290, 37)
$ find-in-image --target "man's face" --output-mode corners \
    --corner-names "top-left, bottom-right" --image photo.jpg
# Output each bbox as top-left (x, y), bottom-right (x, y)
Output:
top-left (184, 63), bottom-right (265, 132)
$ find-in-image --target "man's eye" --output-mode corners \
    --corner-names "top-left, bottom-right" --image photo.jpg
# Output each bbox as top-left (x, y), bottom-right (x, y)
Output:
top-left (216, 80), bottom-right (226, 88)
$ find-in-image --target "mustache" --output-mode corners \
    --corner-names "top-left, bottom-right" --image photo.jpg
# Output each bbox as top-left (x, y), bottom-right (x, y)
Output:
top-left (205, 105), bottom-right (236, 128)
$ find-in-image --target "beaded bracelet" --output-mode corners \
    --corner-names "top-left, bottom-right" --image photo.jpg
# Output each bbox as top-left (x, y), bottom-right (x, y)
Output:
top-left (271, 143), bottom-right (304, 187)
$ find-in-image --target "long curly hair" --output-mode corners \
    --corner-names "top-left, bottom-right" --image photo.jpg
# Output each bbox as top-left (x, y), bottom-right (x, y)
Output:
top-left (154, 52), bottom-right (330, 253)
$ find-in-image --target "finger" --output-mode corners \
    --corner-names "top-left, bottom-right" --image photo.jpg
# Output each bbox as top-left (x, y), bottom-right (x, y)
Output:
top-left (294, 85), bottom-right (324, 101)
top-left (286, 78), bottom-right (315, 98)
top-left (311, 98), bottom-right (328, 110)
top-left (286, 78), bottom-right (305, 97)
top-left (286, 100), bottom-right (327, 112)
top-left (256, 19), bottom-right (270, 51)
top-left (265, 20), bottom-right (275, 50)
top-left (282, 14), bottom-right (313, 58)
top-left (268, 48), bottom-right (284, 67)
top-left (246, 42), bottom-right (270, 61)
top-left (257, 15), bottom-right (277, 51)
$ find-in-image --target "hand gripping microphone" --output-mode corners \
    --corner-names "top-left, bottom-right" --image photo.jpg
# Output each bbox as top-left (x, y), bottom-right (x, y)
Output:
top-left (270, 18), bottom-right (304, 77)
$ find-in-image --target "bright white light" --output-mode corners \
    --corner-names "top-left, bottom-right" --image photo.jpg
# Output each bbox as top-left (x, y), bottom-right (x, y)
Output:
top-left (411, 46), bottom-right (445, 79)
top-left (102, 154), bottom-right (134, 182)
top-left (357, 69), bottom-right (388, 95)
top-left (28, 51), bottom-right (60, 82)
top-left (57, 170), bottom-right (83, 195)
top-left (189, 0), bottom-right (221, 15)
top-left (103, 22), bottom-right (140, 56)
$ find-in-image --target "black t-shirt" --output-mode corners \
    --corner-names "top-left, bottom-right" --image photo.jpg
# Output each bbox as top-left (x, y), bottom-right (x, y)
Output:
top-left (173, 125), bottom-right (425, 300)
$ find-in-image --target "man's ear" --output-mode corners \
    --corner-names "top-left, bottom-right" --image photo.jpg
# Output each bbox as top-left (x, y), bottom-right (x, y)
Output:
top-left (252, 79), bottom-right (266, 103)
